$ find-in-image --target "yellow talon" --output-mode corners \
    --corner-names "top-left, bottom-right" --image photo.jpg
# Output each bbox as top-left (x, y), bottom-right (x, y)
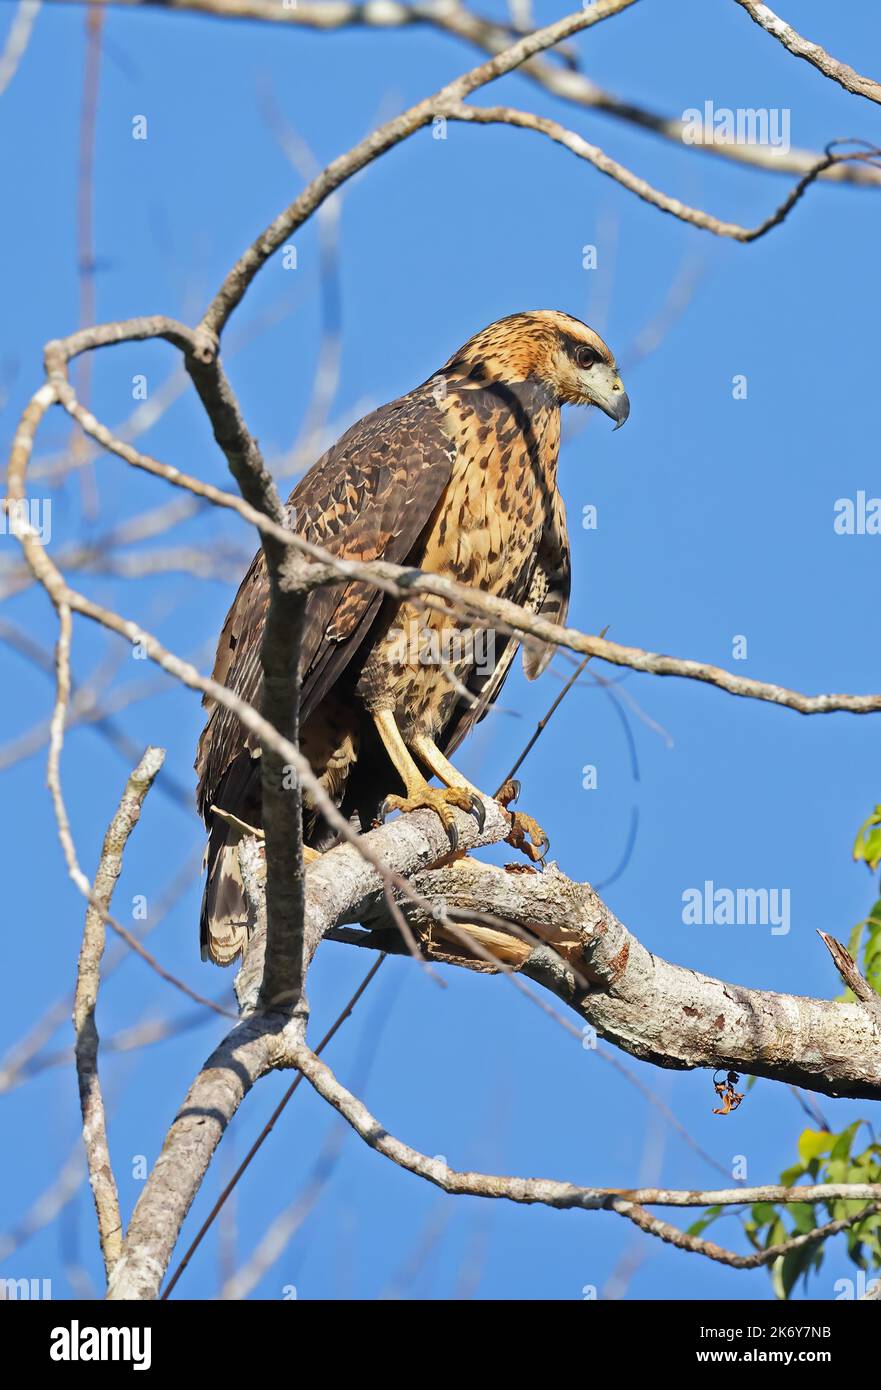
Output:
top-left (381, 784), bottom-right (483, 850)
top-left (505, 810), bottom-right (550, 864)
top-left (493, 780), bottom-right (549, 863)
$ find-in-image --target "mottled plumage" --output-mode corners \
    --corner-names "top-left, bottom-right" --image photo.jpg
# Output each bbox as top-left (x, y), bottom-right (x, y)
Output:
top-left (196, 311), bottom-right (628, 964)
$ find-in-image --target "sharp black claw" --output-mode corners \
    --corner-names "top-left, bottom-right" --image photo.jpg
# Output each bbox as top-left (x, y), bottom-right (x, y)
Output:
top-left (470, 795), bottom-right (486, 832)
top-left (446, 822), bottom-right (459, 852)
top-left (509, 779), bottom-right (521, 804)
top-left (379, 798), bottom-right (392, 823)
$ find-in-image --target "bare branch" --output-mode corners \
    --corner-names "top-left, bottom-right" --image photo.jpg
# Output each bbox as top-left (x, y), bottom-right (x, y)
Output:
top-left (183, 344), bottom-right (312, 1013)
top-left (106, 1014), bottom-right (295, 1301)
top-left (328, 855), bottom-right (881, 1100)
top-left (74, 746), bottom-right (165, 1280)
top-left (292, 1042), bottom-right (881, 1270)
top-left (614, 1197), bottom-right (881, 1269)
top-left (448, 105), bottom-right (878, 242)
top-left (161, 954), bottom-right (385, 1298)
top-left (819, 930), bottom-right (881, 1030)
top-left (733, 0), bottom-right (881, 105)
top-left (39, 0), bottom-right (881, 185)
top-left (288, 1042), bottom-right (881, 1273)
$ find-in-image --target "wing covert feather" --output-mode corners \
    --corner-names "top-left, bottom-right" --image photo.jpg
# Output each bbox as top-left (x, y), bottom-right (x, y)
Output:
top-left (196, 385), bottom-right (455, 817)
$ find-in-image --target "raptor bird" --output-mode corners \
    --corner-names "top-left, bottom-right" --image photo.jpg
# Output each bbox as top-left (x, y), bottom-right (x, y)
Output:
top-left (196, 310), bottom-right (629, 964)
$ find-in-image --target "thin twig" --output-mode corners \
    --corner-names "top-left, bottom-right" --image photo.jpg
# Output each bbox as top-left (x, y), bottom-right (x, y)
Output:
top-left (74, 746), bottom-right (165, 1279)
top-left (733, 0), bottom-right (881, 105)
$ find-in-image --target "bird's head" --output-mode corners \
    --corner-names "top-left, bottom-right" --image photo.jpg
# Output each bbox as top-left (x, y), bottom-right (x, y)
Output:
top-left (442, 310), bottom-right (630, 427)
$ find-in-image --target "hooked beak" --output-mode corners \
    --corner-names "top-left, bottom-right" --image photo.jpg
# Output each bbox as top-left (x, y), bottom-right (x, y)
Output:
top-left (588, 364), bottom-right (630, 430)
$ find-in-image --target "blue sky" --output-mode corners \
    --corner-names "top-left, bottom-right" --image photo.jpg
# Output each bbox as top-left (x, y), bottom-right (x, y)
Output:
top-left (1, 0), bottom-right (880, 1301)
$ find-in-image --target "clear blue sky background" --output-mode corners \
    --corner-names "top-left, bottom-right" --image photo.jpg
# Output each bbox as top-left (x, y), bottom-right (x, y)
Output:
top-left (1, 0), bottom-right (879, 1301)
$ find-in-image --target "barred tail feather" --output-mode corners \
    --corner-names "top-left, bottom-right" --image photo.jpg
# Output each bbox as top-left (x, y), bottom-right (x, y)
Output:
top-left (200, 824), bottom-right (251, 966)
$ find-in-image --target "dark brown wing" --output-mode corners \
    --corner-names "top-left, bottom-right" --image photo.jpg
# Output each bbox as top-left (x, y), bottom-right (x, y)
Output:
top-left (195, 383), bottom-right (455, 820)
top-left (520, 487), bottom-right (571, 680)
top-left (441, 490), bottom-right (570, 759)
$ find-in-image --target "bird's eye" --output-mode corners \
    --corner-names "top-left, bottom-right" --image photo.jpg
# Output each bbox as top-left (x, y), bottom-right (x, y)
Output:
top-left (575, 345), bottom-right (599, 370)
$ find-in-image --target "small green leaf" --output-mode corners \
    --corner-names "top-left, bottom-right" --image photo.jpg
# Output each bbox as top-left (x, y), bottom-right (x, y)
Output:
top-left (780, 1162), bottom-right (806, 1186)
top-left (798, 1129), bottom-right (834, 1164)
top-left (853, 805), bottom-right (881, 872)
top-left (830, 1121), bottom-right (865, 1163)
top-left (687, 1204), bottom-right (723, 1237)
top-left (789, 1202), bottom-right (818, 1234)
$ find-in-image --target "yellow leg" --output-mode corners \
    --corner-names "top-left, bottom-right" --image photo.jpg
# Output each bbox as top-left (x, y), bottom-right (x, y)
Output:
top-left (372, 709), bottom-right (484, 849)
top-left (410, 732), bottom-right (482, 795)
top-left (372, 708), bottom-right (427, 798)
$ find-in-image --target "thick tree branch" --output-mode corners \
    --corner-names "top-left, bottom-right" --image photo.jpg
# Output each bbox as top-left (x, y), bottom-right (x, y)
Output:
top-left (320, 855), bottom-right (881, 1100)
top-left (160, 953), bottom-right (385, 1299)
top-left (105, 1012), bottom-right (301, 1300)
top-left (233, 798), bottom-right (512, 1010)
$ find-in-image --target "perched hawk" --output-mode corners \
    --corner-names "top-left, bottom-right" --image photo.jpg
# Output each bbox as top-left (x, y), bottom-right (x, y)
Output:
top-left (196, 310), bottom-right (629, 964)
